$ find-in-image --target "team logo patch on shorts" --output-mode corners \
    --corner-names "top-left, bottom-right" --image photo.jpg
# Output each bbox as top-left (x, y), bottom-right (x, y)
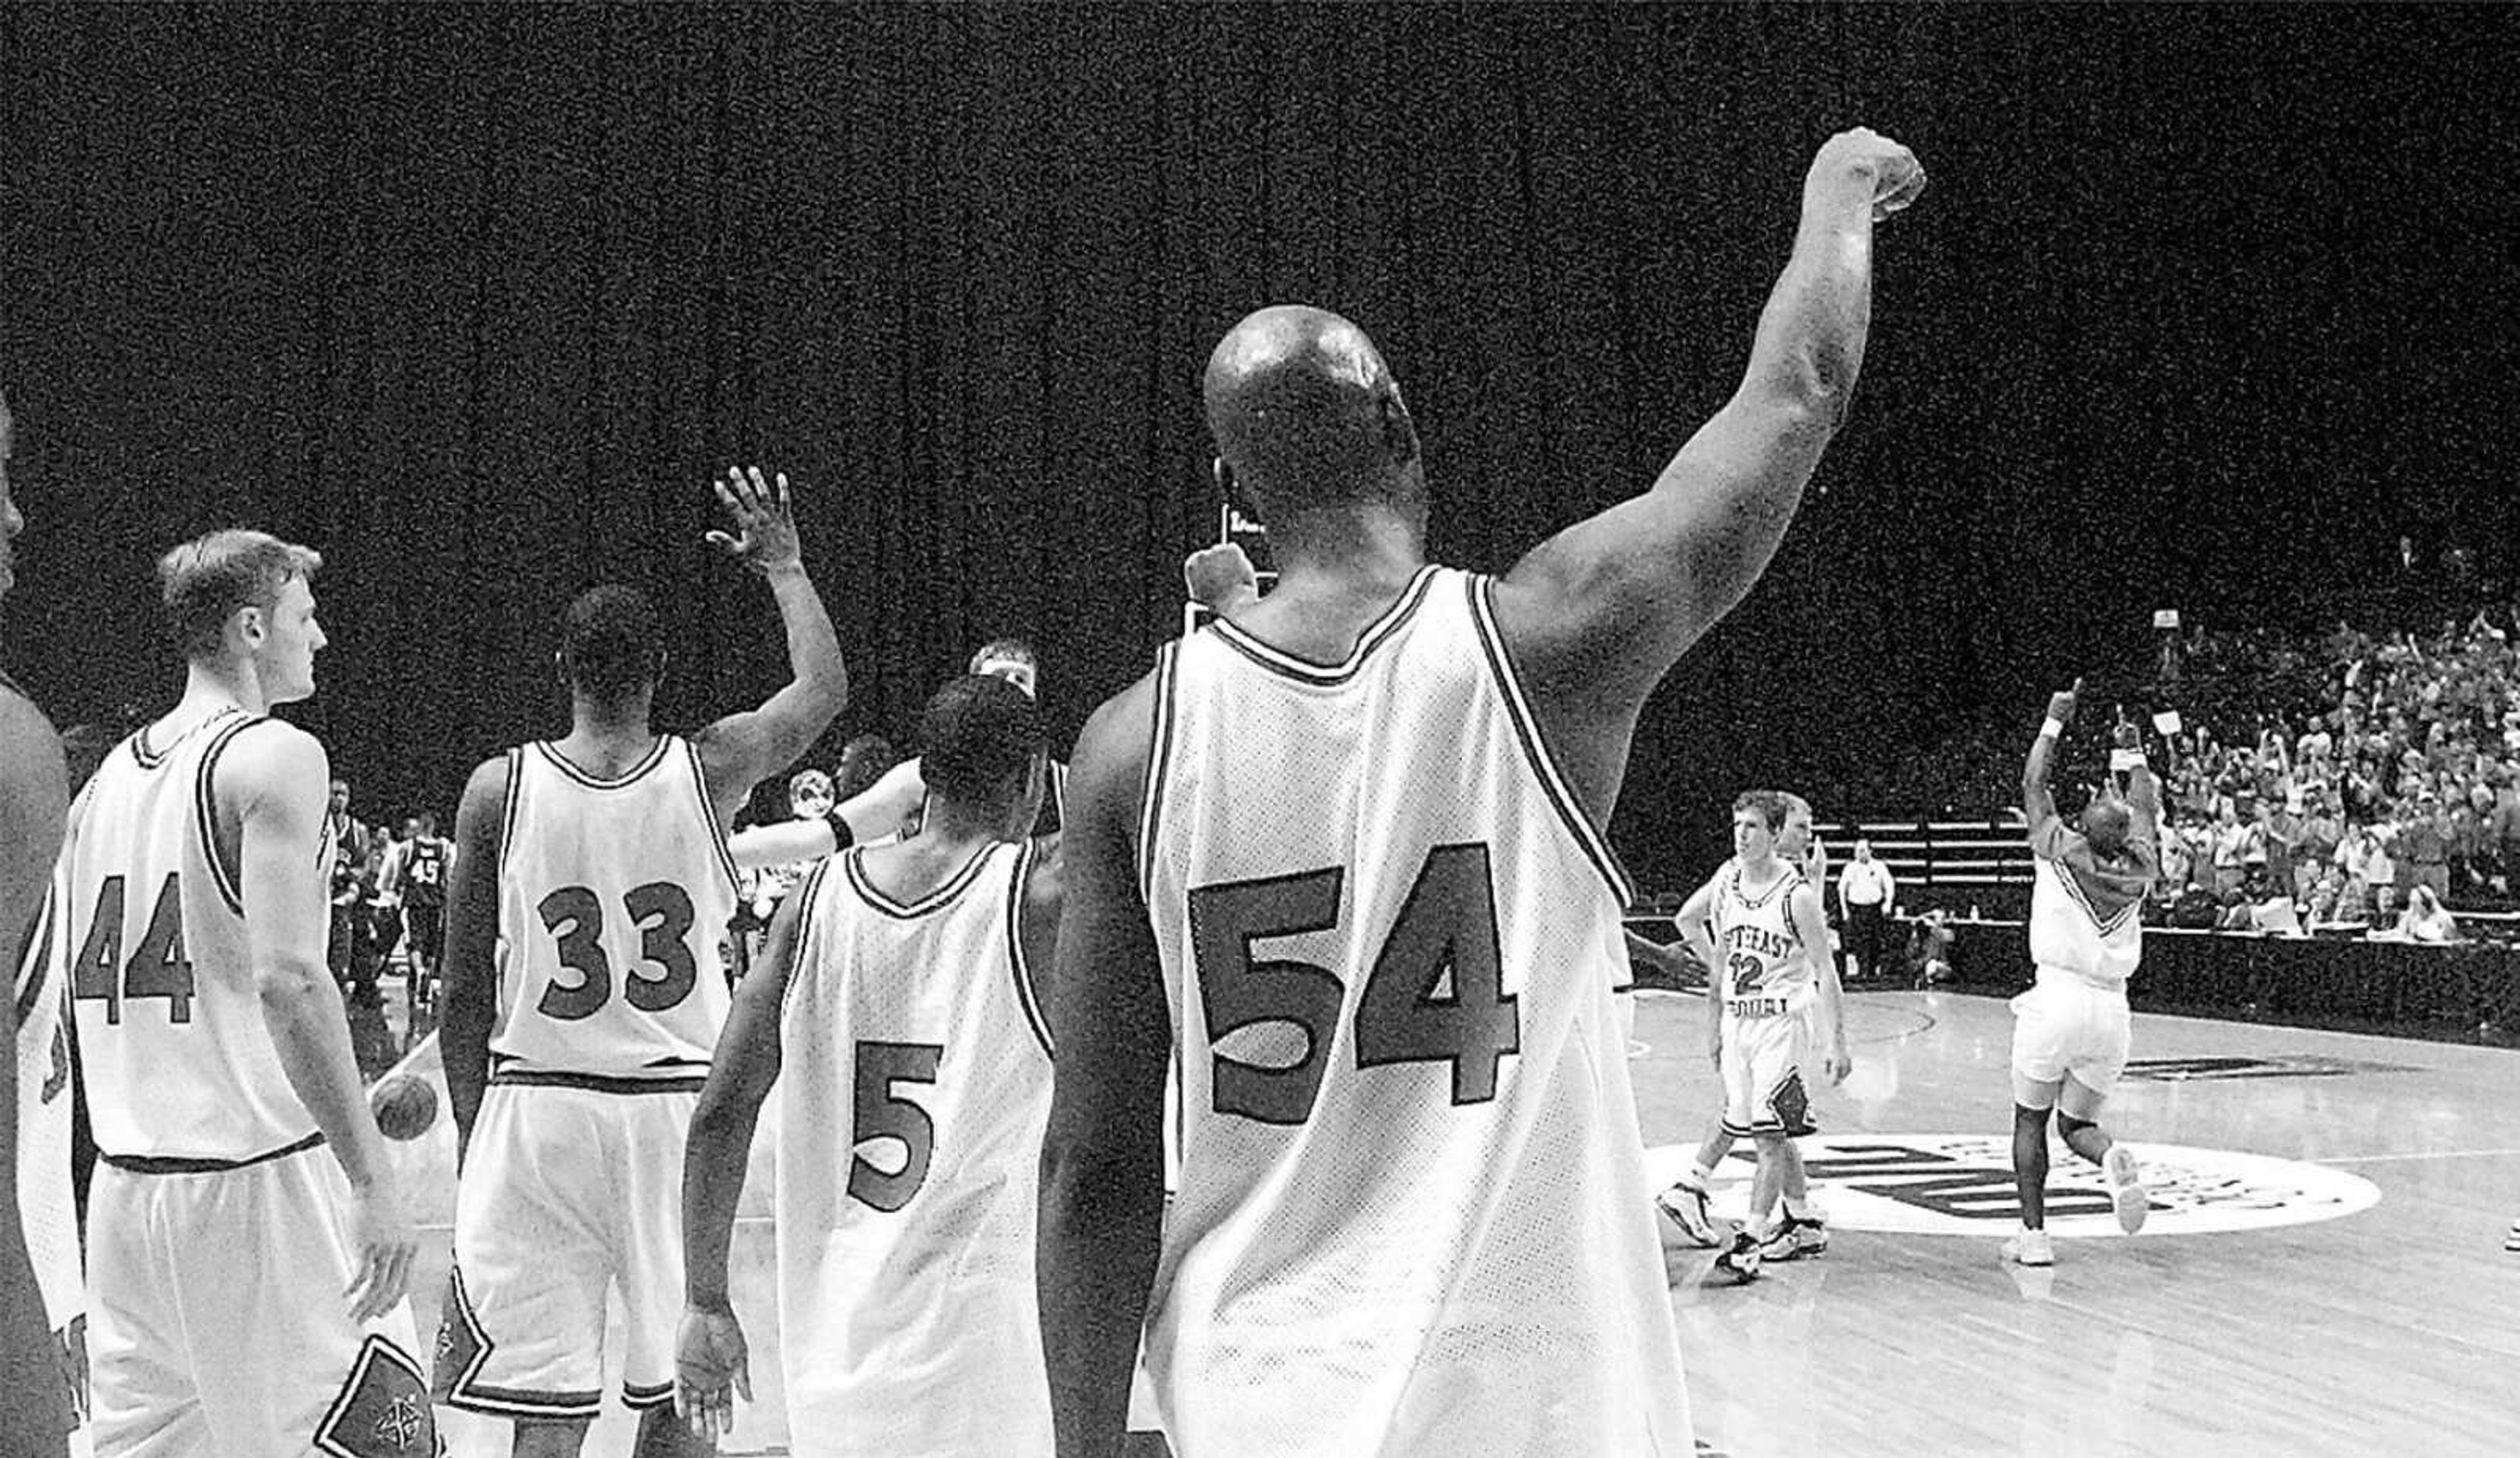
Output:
top-left (430, 1266), bottom-right (488, 1404)
top-left (1767, 1072), bottom-right (1813, 1135)
top-left (1645, 1133), bottom-right (2381, 1238)
top-left (316, 1335), bottom-right (440, 1457)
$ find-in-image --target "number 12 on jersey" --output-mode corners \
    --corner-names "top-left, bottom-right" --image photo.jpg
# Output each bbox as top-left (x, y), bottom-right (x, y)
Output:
top-left (1187, 842), bottom-right (1514, 1126)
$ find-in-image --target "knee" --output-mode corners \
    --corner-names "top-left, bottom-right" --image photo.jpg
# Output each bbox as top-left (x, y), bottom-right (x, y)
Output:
top-left (2013, 1104), bottom-right (2053, 1130)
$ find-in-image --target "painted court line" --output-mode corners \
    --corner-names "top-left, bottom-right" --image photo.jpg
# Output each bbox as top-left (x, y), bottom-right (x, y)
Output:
top-left (2317, 1148), bottom-right (2520, 1165)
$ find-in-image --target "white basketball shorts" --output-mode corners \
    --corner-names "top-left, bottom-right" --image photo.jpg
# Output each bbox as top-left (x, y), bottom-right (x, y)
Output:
top-left (436, 1078), bottom-right (698, 1420)
top-left (1719, 1003), bottom-right (1816, 1138)
top-left (2009, 969), bottom-right (2133, 1104)
top-left (86, 1140), bottom-right (433, 1457)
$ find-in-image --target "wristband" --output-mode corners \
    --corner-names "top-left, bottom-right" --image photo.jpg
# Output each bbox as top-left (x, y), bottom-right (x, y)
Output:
top-left (2039, 718), bottom-right (2065, 742)
top-left (822, 804), bottom-right (857, 852)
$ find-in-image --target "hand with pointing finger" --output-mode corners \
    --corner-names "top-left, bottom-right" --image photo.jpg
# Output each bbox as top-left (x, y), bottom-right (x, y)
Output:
top-left (707, 466), bottom-right (802, 576)
top-left (2046, 677), bottom-right (2085, 728)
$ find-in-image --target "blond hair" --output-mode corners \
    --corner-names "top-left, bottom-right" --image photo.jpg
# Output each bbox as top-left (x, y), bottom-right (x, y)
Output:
top-left (158, 529), bottom-right (322, 660)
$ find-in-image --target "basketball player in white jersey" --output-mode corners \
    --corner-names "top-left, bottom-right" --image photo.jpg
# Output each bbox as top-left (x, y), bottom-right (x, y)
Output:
top-left (2007, 677), bottom-right (2156, 1266)
top-left (436, 465), bottom-right (845, 1456)
top-left (2, 383), bottom-right (77, 1457)
top-left (675, 675), bottom-right (1060, 1453)
top-left (1657, 792), bottom-right (1845, 1274)
top-left (1664, 793), bottom-right (1847, 1281)
top-left (1040, 126), bottom-right (1925, 1457)
top-left (56, 527), bottom-right (431, 1455)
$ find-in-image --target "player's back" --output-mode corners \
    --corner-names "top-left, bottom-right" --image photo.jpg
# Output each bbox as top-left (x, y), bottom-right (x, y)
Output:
top-left (2026, 818), bottom-right (2148, 988)
top-left (402, 837), bottom-right (448, 908)
top-left (61, 709), bottom-right (321, 1163)
top-left (1139, 565), bottom-right (1690, 1456)
top-left (773, 840), bottom-right (1054, 1455)
top-left (490, 736), bottom-right (738, 1082)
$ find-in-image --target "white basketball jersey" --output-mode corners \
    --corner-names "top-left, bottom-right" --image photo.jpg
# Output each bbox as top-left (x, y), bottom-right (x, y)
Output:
top-left (2029, 856), bottom-right (2145, 988)
top-left (1714, 861), bottom-right (1813, 1016)
top-left (773, 841), bottom-right (1055, 1456)
top-left (14, 857), bottom-right (82, 1335)
top-left (62, 710), bottom-right (324, 1162)
top-left (1139, 566), bottom-right (1692, 1456)
top-left (488, 737), bottom-right (738, 1081)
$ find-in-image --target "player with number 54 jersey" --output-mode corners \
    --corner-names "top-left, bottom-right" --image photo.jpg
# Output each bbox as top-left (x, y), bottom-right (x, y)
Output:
top-left (1044, 133), bottom-right (1923, 1457)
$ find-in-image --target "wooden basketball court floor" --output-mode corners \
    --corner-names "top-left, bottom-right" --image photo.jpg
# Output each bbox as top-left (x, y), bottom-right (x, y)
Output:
top-left (386, 986), bottom-right (2520, 1457)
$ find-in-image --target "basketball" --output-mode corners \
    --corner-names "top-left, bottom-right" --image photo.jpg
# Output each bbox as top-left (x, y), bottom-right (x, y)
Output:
top-left (370, 1073), bottom-right (439, 1142)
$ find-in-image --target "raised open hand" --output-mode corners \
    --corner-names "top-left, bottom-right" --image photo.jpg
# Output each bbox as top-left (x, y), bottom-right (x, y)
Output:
top-left (705, 466), bottom-right (801, 575)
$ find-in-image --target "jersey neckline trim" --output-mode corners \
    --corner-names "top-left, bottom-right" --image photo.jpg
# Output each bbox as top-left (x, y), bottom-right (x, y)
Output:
top-left (843, 841), bottom-right (1001, 920)
top-left (1726, 862), bottom-right (1803, 913)
top-left (130, 704), bottom-right (245, 771)
top-left (531, 735), bottom-right (673, 789)
top-left (1204, 564), bottom-right (1440, 685)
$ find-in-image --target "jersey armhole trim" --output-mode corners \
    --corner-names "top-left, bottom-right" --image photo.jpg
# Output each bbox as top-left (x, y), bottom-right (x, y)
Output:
top-left (495, 747), bottom-right (524, 866)
top-left (1008, 839), bottom-right (1054, 1058)
top-left (780, 858), bottom-right (832, 1019)
top-left (1466, 575), bottom-right (1637, 907)
top-left (681, 738), bottom-right (742, 896)
top-left (194, 713), bottom-right (268, 916)
top-left (1135, 640), bottom-right (1181, 907)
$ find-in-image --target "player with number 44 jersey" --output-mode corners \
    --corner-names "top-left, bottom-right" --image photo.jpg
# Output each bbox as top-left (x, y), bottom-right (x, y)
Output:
top-left (436, 466), bottom-right (844, 1455)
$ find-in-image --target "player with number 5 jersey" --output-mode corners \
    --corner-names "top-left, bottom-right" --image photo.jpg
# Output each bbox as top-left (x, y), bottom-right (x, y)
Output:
top-left (675, 676), bottom-right (1061, 1453)
top-left (1041, 126), bottom-right (1923, 1458)
top-left (436, 465), bottom-right (845, 1457)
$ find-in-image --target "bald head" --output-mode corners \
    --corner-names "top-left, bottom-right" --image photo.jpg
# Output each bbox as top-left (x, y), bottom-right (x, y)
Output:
top-left (2080, 795), bottom-right (2133, 860)
top-left (1202, 306), bottom-right (1421, 524)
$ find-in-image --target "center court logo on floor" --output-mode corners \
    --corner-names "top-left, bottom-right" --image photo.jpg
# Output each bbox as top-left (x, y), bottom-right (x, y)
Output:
top-left (1645, 1134), bottom-right (2380, 1238)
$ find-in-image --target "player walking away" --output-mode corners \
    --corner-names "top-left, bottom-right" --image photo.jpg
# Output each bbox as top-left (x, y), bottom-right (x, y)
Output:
top-left (57, 529), bottom-right (429, 1454)
top-left (1040, 126), bottom-right (1925, 1457)
top-left (2, 383), bottom-right (77, 1457)
top-left (2006, 677), bottom-right (2158, 1267)
top-left (1658, 793), bottom-right (1847, 1282)
top-left (675, 676), bottom-right (1060, 1454)
top-left (436, 465), bottom-right (845, 1457)
top-left (385, 811), bottom-right (453, 1027)
top-left (1656, 793), bottom-right (1845, 1274)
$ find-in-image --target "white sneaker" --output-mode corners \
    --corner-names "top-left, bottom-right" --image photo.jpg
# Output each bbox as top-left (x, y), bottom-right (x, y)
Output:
top-left (2105, 1146), bottom-right (2149, 1235)
top-left (1655, 1176), bottom-right (1721, 1248)
top-left (2005, 1228), bottom-right (2055, 1267)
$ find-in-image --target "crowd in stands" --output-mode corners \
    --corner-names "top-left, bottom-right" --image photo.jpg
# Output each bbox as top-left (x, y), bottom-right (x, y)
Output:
top-left (2148, 608), bottom-right (2520, 939)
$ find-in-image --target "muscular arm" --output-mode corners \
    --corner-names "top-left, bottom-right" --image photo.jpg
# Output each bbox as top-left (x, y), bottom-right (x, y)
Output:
top-left (440, 757), bottom-right (508, 1165)
top-left (693, 560), bottom-right (847, 823)
top-left (683, 884), bottom-right (804, 1313)
top-left (229, 724), bottom-right (411, 1316)
top-left (724, 758), bottom-right (928, 872)
top-left (227, 728), bottom-right (387, 1183)
top-left (0, 692), bottom-right (71, 1453)
top-left (1489, 132), bottom-right (1916, 821)
top-left (2023, 725), bottom-right (2061, 832)
top-left (1038, 678), bottom-right (1167, 1458)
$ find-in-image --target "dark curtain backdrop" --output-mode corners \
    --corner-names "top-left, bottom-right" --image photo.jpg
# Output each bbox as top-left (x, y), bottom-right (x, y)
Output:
top-left (5, 4), bottom-right (2515, 888)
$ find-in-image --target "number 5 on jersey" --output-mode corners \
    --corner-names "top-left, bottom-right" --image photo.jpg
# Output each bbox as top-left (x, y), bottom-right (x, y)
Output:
top-left (1188, 842), bottom-right (1514, 1126)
